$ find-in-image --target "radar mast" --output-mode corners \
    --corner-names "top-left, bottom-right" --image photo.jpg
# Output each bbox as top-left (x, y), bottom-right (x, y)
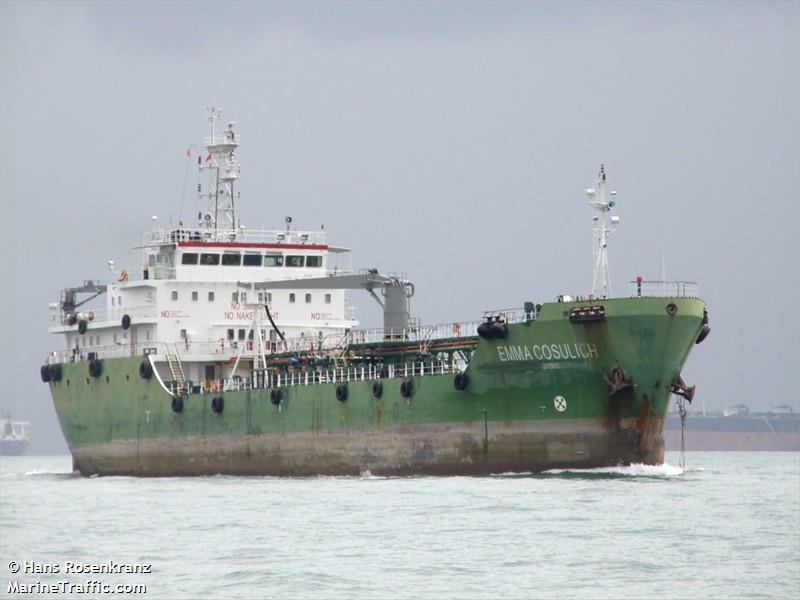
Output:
top-left (199, 106), bottom-right (240, 235)
top-left (587, 165), bottom-right (620, 298)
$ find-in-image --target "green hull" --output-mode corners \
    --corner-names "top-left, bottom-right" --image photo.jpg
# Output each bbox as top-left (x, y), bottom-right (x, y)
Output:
top-left (48, 297), bottom-right (706, 476)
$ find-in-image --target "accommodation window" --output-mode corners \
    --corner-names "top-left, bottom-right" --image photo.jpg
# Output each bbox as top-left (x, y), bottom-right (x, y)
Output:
top-left (305, 293), bottom-right (312, 303)
top-left (285, 255), bottom-right (305, 267)
top-left (208, 291), bottom-right (215, 302)
top-left (112, 297), bottom-right (115, 307)
top-left (182, 253), bottom-right (199, 265)
top-left (200, 253), bottom-right (220, 265)
top-left (180, 329), bottom-right (187, 339)
top-left (192, 291), bottom-right (198, 301)
top-left (325, 293), bottom-right (331, 304)
top-left (118, 296), bottom-right (122, 306)
top-left (264, 255), bottom-right (283, 267)
top-left (222, 252), bottom-right (242, 266)
top-left (267, 293), bottom-right (272, 303)
top-left (232, 292), bottom-right (238, 302)
top-left (306, 256), bottom-right (322, 267)
top-left (146, 330), bottom-right (151, 341)
top-left (227, 329), bottom-right (235, 340)
top-left (238, 329), bottom-right (246, 341)
top-left (171, 291), bottom-right (178, 301)
top-left (243, 254), bottom-right (262, 267)
top-left (289, 293), bottom-right (295, 303)
top-left (113, 334), bottom-right (117, 343)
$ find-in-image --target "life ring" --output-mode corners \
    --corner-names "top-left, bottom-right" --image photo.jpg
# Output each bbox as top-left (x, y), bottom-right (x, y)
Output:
top-left (371, 380), bottom-right (383, 399)
top-left (40, 365), bottom-right (51, 383)
top-left (666, 303), bottom-right (678, 316)
top-left (139, 360), bottom-right (153, 380)
top-left (211, 396), bottom-right (224, 414)
top-left (400, 378), bottom-right (414, 398)
top-left (171, 395), bottom-right (184, 413)
top-left (50, 364), bottom-right (62, 382)
top-left (78, 320), bottom-right (88, 335)
top-left (121, 314), bottom-right (131, 330)
top-left (270, 388), bottom-right (282, 406)
top-left (336, 384), bottom-right (348, 402)
top-left (454, 372), bottom-right (468, 391)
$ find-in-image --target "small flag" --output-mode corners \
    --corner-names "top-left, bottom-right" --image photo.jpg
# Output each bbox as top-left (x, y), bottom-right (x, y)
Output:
top-left (185, 146), bottom-right (192, 158)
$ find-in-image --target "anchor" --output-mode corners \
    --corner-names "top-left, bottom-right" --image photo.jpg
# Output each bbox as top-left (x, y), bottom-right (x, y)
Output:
top-left (670, 374), bottom-right (696, 403)
top-left (604, 365), bottom-right (632, 396)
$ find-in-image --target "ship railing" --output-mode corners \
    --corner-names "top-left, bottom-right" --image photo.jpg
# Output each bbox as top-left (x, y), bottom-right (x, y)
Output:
top-left (49, 304), bottom-right (159, 327)
top-left (629, 280), bottom-right (700, 298)
top-left (142, 227), bottom-right (328, 247)
top-left (207, 356), bottom-right (470, 395)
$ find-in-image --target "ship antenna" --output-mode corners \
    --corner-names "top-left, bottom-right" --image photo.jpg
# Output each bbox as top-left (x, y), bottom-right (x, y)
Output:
top-left (586, 164), bottom-right (620, 298)
top-left (199, 106), bottom-right (240, 237)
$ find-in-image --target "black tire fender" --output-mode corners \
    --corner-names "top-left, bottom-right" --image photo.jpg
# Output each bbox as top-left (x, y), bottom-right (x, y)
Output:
top-left (454, 372), bottom-right (468, 391)
top-left (139, 361), bottom-right (153, 379)
top-left (270, 388), bottom-right (282, 406)
top-left (121, 314), bottom-right (131, 330)
top-left (171, 395), bottom-right (184, 413)
top-left (400, 378), bottom-right (414, 398)
top-left (40, 365), bottom-right (51, 383)
top-left (49, 364), bottom-right (62, 382)
top-left (371, 380), bottom-right (383, 399)
top-left (336, 384), bottom-right (348, 403)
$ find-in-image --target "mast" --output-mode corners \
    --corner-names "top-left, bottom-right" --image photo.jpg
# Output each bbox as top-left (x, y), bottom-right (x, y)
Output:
top-left (586, 165), bottom-right (620, 298)
top-left (198, 106), bottom-right (240, 236)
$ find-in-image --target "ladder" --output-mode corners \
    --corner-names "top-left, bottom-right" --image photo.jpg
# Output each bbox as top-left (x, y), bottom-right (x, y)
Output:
top-left (165, 345), bottom-right (187, 395)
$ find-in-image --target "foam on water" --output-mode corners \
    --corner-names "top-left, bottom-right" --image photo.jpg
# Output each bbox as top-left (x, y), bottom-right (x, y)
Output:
top-left (542, 462), bottom-right (685, 478)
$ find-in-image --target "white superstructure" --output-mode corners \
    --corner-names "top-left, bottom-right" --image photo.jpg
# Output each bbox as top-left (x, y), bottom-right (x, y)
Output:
top-left (48, 110), bottom-right (357, 389)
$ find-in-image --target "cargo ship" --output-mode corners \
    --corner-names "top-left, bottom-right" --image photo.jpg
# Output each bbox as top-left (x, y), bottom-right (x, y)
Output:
top-left (665, 405), bottom-right (800, 451)
top-left (42, 109), bottom-right (710, 476)
top-left (0, 413), bottom-right (30, 456)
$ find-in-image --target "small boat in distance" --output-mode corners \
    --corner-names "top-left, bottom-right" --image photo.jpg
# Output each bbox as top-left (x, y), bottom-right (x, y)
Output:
top-left (0, 413), bottom-right (30, 456)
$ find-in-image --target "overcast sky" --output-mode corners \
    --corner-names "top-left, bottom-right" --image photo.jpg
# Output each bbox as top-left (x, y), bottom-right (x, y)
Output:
top-left (1, 1), bottom-right (798, 452)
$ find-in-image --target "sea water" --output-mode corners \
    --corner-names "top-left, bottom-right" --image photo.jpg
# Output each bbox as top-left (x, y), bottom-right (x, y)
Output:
top-left (1, 452), bottom-right (798, 599)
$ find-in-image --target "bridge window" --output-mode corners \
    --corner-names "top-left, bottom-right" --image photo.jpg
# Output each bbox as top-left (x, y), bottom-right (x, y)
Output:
top-left (182, 253), bottom-right (199, 265)
top-left (285, 255), bottom-right (305, 267)
top-left (222, 253), bottom-right (242, 266)
top-left (200, 253), bottom-right (220, 266)
top-left (227, 329), bottom-right (234, 340)
top-left (289, 293), bottom-right (296, 303)
top-left (192, 291), bottom-right (198, 302)
top-left (238, 329), bottom-right (246, 341)
top-left (243, 254), bottom-right (262, 267)
top-left (208, 291), bottom-right (215, 302)
top-left (306, 256), bottom-right (322, 267)
top-left (171, 291), bottom-right (178, 301)
top-left (325, 294), bottom-right (331, 304)
top-left (305, 293), bottom-right (312, 303)
top-left (264, 254), bottom-right (283, 267)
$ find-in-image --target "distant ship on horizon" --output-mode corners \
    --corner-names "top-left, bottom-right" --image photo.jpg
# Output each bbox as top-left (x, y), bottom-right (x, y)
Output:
top-left (665, 404), bottom-right (799, 452)
top-left (0, 413), bottom-right (30, 456)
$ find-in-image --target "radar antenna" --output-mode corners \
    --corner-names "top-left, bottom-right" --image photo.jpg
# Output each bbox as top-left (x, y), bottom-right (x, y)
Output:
top-left (586, 165), bottom-right (620, 298)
